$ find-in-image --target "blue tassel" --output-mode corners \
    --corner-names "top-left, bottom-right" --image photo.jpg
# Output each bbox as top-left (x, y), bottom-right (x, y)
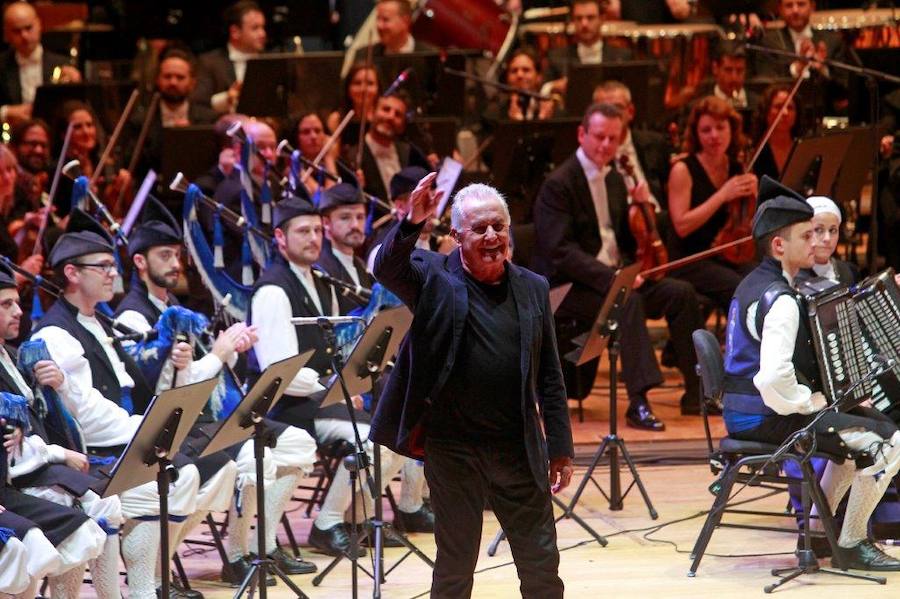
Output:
top-left (365, 197), bottom-right (377, 236)
top-left (241, 226), bottom-right (253, 286)
top-left (289, 150), bottom-right (301, 194)
top-left (18, 339), bottom-right (83, 451)
top-left (71, 176), bottom-right (89, 211)
top-left (260, 164), bottom-right (272, 225)
top-left (30, 276), bottom-right (43, 321)
top-left (0, 527), bottom-right (13, 544)
top-left (213, 206), bottom-right (225, 268)
top-left (119, 387), bottom-right (134, 415)
top-left (0, 392), bottom-right (31, 433)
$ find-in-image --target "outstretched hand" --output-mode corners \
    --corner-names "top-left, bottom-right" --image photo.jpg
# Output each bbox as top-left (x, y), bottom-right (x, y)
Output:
top-left (408, 172), bottom-right (443, 225)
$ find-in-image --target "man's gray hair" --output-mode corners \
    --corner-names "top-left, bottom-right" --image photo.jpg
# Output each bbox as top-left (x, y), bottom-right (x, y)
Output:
top-left (450, 183), bottom-right (511, 230)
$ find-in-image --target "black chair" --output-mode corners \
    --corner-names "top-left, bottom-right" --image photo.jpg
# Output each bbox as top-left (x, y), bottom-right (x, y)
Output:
top-left (689, 329), bottom-right (849, 577)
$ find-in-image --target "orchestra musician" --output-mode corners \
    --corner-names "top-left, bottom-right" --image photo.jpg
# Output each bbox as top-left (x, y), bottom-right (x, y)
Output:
top-left (10, 119), bottom-right (52, 208)
top-left (722, 184), bottom-right (900, 570)
top-left (326, 63), bottom-right (381, 148)
top-left (667, 95), bottom-right (758, 313)
top-left (353, 0), bottom-right (434, 61)
top-left (751, 84), bottom-right (800, 182)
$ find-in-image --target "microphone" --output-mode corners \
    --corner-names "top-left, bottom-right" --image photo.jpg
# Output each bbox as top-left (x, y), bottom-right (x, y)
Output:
top-left (383, 68), bottom-right (413, 97)
top-left (312, 267), bottom-right (373, 301)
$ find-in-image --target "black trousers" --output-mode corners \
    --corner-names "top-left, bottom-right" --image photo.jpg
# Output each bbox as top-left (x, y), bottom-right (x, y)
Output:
top-left (424, 437), bottom-right (564, 599)
top-left (670, 258), bottom-right (754, 313)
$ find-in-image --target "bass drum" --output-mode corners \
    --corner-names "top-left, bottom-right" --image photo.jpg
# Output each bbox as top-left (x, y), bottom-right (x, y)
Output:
top-left (411, 0), bottom-right (517, 60)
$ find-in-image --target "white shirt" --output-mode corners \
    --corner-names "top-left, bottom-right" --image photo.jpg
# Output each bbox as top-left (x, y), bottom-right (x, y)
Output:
top-left (16, 44), bottom-right (43, 104)
top-left (616, 130), bottom-right (660, 211)
top-left (32, 317), bottom-right (142, 447)
top-left (160, 100), bottom-right (190, 128)
top-left (210, 44), bottom-right (257, 113)
top-left (331, 245), bottom-right (361, 287)
top-left (788, 25), bottom-right (827, 78)
top-left (750, 269), bottom-right (828, 416)
top-left (713, 83), bottom-right (748, 110)
top-left (812, 260), bottom-right (838, 283)
top-left (577, 39), bottom-right (604, 65)
top-left (366, 133), bottom-right (402, 200)
top-left (251, 261), bottom-right (338, 396)
top-left (576, 147), bottom-right (620, 268)
top-left (387, 35), bottom-right (416, 54)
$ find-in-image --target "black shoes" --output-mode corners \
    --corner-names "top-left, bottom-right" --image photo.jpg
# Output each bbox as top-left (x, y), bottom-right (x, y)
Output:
top-left (625, 397), bottom-right (665, 432)
top-left (156, 582), bottom-right (203, 599)
top-left (796, 533), bottom-right (833, 558)
top-left (680, 394), bottom-right (722, 416)
top-left (308, 522), bottom-right (367, 557)
top-left (220, 556), bottom-right (276, 587)
top-left (395, 505), bottom-right (435, 533)
top-left (832, 540), bottom-right (900, 571)
top-left (267, 546), bottom-right (317, 575)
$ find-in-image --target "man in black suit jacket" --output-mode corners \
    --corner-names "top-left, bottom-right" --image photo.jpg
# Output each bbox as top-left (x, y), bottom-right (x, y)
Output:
top-left (545, 0), bottom-right (633, 84)
top-left (0, 2), bottom-right (80, 123)
top-left (371, 173), bottom-right (573, 598)
top-left (193, 1), bottom-right (267, 114)
top-left (533, 103), bottom-right (706, 427)
top-left (694, 43), bottom-right (760, 114)
top-left (126, 49), bottom-right (218, 180)
top-left (344, 92), bottom-right (431, 203)
top-left (353, 0), bottom-right (435, 62)
top-left (753, 0), bottom-right (848, 113)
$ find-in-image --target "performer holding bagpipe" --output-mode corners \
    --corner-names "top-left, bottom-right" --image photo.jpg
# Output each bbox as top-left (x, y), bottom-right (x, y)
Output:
top-left (1, 392), bottom-right (108, 599)
top-left (114, 197), bottom-right (319, 582)
top-left (26, 211), bottom-right (230, 599)
top-left (0, 263), bottom-right (124, 599)
top-left (722, 178), bottom-right (900, 570)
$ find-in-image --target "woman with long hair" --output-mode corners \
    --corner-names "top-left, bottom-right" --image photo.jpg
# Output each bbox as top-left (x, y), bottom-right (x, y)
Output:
top-left (752, 84), bottom-right (800, 181)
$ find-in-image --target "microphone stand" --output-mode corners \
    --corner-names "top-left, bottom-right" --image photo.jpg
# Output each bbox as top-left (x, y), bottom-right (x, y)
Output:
top-left (745, 43), bottom-right (900, 275)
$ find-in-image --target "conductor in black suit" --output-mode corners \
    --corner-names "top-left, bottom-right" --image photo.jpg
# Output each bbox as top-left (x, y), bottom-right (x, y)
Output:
top-left (532, 103), bottom-right (705, 425)
top-left (0, 1), bottom-right (80, 124)
top-left (544, 0), bottom-right (632, 90)
top-left (371, 173), bottom-right (573, 598)
top-left (193, 0), bottom-right (267, 114)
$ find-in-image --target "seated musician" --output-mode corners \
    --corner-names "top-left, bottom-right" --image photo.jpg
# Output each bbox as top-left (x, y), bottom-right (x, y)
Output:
top-left (10, 119), bottom-right (52, 207)
top-left (250, 197), bottom-right (429, 555)
top-left (801, 195), bottom-right (857, 285)
top-left (694, 42), bottom-right (759, 114)
top-left (722, 188), bottom-right (900, 570)
top-left (486, 48), bottom-right (556, 123)
top-left (667, 96), bottom-right (758, 313)
top-left (0, 2), bottom-right (81, 125)
top-left (343, 90), bottom-right (431, 204)
top-left (292, 111), bottom-right (357, 196)
top-left (326, 63), bottom-right (381, 149)
top-left (114, 200), bottom-right (318, 581)
top-left (592, 81), bottom-right (670, 212)
top-left (29, 213), bottom-right (216, 599)
top-left (533, 102), bottom-right (705, 427)
top-left (353, 0), bottom-right (434, 61)
top-left (193, 1), bottom-right (267, 115)
top-left (126, 46), bottom-right (218, 183)
top-left (753, 0), bottom-right (849, 114)
top-left (751, 84), bottom-right (799, 182)
top-left (544, 0), bottom-right (633, 95)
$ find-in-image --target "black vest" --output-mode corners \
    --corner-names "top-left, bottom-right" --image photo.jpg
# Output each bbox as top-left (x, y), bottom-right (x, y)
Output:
top-left (33, 298), bottom-right (153, 416)
top-left (114, 277), bottom-right (179, 325)
top-left (315, 239), bottom-right (375, 314)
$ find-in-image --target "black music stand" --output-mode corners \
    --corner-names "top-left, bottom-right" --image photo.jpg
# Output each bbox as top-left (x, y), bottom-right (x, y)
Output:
top-left (199, 352), bottom-right (312, 599)
top-left (566, 61), bottom-right (665, 126)
top-left (100, 378), bottom-right (219, 599)
top-left (237, 52), bottom-right (345, 118)
top-left (313, 308), bottom-right (435, 598)
top-left (781, 132), bottom-right (854, 197)
top-left (374, 50), bottom-right (473, 116)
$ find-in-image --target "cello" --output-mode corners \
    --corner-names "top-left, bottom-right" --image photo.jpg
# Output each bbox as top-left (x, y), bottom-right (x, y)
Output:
top-left (619, 155), bottom-right (668, 280)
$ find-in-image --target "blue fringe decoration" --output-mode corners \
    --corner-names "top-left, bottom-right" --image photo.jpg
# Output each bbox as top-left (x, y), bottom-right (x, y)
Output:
top-left (0, 527), bottom-right (14, 544)
top-left (213, 205), bottom-right (225, 268)
top-left (119, 387), bottom-right (133, 415)
top-left (260, 163), bottom-right (272, 225)
top-left (289, 150), bottom-right (301, 195)
top-left (71, 176), bottom-right (89, 211)
top-left (0, 392), bottom-right (31, 433)
top-left (30, 276), bottom-right (44, 321)
top-left (18, 339), bottom-right (83, 451)
top-left (241, 225), bottom-right (253, 286)
top-left (124, 305), bottom-right (209, 391)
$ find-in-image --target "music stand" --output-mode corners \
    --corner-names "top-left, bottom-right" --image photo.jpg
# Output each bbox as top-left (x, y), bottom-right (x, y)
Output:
top-left (374, 50), bottom-right (473, 117)
top-left (312, 308), bottom-right (435, 598)
top-left (33, 81), bottom-right (136, 135)
top-left (566, 61), bottom-right (665, 126)
top-left (237, 52), bottom-right (345, 119)
top-left (160, 126), bottom-right (219, 185)
top-left (199, 353), bottom-right (312, 599)
top-left (99, 378), bottom-right (219, 599)
top-left (563, 261), bottom-right (657, 512)
top-left (781, 131), bottom-right (854, 197)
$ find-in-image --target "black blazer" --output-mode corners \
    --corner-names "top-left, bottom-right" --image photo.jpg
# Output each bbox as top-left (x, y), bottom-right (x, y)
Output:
top-left (753, 27), bottom-right (848, 87)
top-left (544, 43), bottom-right (633, 81)
top-left (192, 48), bottom-right (237, 108)
top-left (344, 138), bottom-right (430, 202)
top-left (631, 128), bottom-right (672, 209)
top-left (532, 153), bottom-right (636, 319)
top-left (0, 48), bottom-right (70, 106)
top-left (370, 220), bottom-right (573, 485)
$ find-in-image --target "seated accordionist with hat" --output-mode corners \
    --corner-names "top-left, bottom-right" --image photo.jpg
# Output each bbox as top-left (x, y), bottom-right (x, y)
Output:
top-left (721, 176), bottom-right (900, 571)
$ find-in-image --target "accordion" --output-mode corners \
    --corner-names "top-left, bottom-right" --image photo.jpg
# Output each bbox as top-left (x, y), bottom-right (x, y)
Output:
top-left (799, 269), bottom-right (900, 417)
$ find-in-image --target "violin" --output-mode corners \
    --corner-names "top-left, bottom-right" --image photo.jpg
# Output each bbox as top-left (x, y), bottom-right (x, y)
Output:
top-left (620, 155), bottom-right (668, 281)
top-left (711, 168), bottom-right (756, 265)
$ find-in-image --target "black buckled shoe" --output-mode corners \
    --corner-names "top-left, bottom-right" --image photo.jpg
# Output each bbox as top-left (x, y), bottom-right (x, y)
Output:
top-left (267, 546), bottom-right (317, 575)
top-left (308, 522), bottom-right (367, 557)
top-left (626, 398), bottom-right (665, 432)
top-left (220, 556), bottom-right (276, 587)
top-left (796, 534), bottom-right (833, 558)
top-left (395, 506), bottom-right (435, 533)
top-left (832, 540), bottom-right (900, 571)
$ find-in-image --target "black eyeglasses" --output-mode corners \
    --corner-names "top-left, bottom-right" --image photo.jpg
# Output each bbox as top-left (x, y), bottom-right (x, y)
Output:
top-left (73, 262), bottom-right (118, 275)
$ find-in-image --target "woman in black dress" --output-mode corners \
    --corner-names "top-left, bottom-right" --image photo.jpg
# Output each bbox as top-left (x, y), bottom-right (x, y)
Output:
top-left (667, 95), bottom-right (758, 311)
